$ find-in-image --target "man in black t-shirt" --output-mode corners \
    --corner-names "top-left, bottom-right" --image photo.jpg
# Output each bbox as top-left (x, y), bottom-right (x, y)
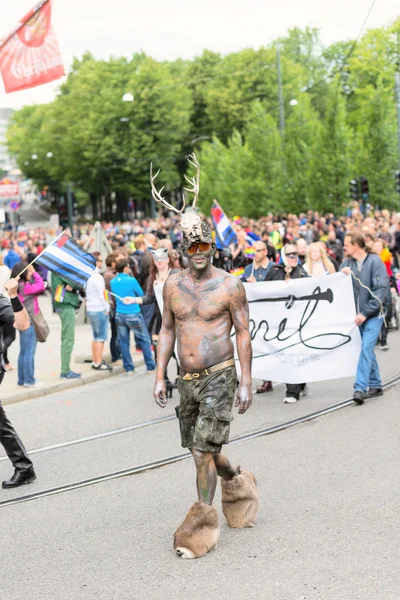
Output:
top-left (0, 277), bottom-right (36, 489)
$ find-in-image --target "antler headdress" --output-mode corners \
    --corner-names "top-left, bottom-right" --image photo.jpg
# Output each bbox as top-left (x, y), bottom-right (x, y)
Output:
top-left (150, 153), bottom-right (213, 251)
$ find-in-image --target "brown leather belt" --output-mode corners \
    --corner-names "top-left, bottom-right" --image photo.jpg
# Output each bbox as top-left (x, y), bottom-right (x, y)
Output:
top-left (180, 358), bottom-right (235, 381)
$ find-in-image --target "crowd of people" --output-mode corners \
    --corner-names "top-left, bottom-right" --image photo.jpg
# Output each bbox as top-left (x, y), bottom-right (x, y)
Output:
top-left (0, 204), bottom-right (398, 490)
top-left (0, 204), bottom-right (398, 398)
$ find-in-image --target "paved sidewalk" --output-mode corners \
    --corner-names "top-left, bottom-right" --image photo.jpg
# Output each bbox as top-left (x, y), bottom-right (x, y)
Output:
top-left (1, 294), bottom-right (144, 405)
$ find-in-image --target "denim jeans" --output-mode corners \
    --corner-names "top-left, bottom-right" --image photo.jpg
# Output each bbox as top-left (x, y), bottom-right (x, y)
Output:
top-left (115, 312), bottom-right (156, 372)
top-left (18, 324), bottom-right (37, 385)
top-left (355, 315), bottom-right (383, 393)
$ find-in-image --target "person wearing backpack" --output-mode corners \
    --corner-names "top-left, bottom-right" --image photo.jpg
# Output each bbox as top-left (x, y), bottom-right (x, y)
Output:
top-left (130, 236), bottom-right (154, 329)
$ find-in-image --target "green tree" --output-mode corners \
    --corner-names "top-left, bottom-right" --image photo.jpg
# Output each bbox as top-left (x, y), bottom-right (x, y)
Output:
top-left (309, 81), bottom-right (353, 212)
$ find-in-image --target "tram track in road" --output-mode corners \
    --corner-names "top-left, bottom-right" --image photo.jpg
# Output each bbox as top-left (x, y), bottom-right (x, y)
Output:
top-left (1, 372), bottom-right (399, 509)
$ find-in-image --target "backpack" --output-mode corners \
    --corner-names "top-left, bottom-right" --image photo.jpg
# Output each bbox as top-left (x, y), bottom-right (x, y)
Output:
top-left (129, 253), bottom-right (145, 287)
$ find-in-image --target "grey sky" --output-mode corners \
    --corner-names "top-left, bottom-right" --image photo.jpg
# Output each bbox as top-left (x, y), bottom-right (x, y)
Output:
top-left (1, 0), bottom-right (399, 110)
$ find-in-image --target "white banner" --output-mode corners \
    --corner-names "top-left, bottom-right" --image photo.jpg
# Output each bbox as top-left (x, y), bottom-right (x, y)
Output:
top-left (154, 273), bottom-right (362, 383)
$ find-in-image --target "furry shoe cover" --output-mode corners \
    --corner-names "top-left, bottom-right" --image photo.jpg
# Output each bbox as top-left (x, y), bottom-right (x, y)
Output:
top-left (221, 470), bottom-right (259, 528)
top-left (173, 502), bottom-right (220, 559)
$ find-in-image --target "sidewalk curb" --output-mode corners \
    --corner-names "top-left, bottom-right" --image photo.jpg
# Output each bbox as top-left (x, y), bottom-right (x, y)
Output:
top-left (2, 358), bottom-right (145, 406)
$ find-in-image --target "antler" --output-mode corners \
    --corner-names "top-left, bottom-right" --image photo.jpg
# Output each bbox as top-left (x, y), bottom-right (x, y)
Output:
top-left (183, 153), bottom-right (200, 209)
top-left (150, 163), bottom-right (185, 215)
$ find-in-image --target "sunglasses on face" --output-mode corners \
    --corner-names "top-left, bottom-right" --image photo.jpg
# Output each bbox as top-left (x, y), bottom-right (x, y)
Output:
top-left (186, 242), bottom-right (211, 256)
top-left (286, 252), bottom-right (298, 259)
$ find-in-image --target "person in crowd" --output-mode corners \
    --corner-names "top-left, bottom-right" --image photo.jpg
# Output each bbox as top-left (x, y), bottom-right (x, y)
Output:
top-left (86, 252), bottom-right (112, 371)
top-left (242, 240), bottom-right (273, 395)
top-left (242, 241), bottom-right (272, 283)
top-left (372, 239), bottom-right (397, 352)
top-left (4, 243), bottom-right (21, 270)
top-left (0, 277), bottom-right (36, 488)
top-left (341, 231), bottom-right (390, 404)
top-left (296, 237), bottom-right (308, 266)
top-left (326, 229), bottom-right (343, 264)
top-left (130, 236), bottom-right (154, 329)
top-left (110, 258), bottom-right (156, 374)
top-left (304, 242), bottom-right (335, 277)
top-left (124, 247), bottom-right (181, 393)
top-left (0, 255), bottom-right (14, 371)
top-left (103, 251), bottom-right (125, 363)
top-left (52, 273), bottom-right (82, 379)
top-left (11, 262), bottom-right (45, 388)
top-left (265, 244), bottom-right (309, 403)
top-left (261, 230), bottom-right (277, 261)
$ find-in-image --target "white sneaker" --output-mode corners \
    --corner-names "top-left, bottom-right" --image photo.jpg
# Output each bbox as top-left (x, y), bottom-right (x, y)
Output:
top-left (23, 382), bottom-right (44, 388)
top-left (300, 385), bottom-right (307, 397)
top-left (283, 396), bottom-right (298, 403)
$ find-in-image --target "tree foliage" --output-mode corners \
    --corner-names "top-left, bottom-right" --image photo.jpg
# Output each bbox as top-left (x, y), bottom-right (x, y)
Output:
top-left (6, 18), bottom-right (400, 218)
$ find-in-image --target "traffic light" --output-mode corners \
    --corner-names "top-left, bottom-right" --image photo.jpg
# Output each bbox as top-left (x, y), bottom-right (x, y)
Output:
top-left (56, 196), bottom-right (68, 228)
top-left (360, 176), bottom-right (369, 200)
top-left (349, 179), bottom-right (359, 200)
top-left (71, 192), bottom-right (79, 217)
top-left (395, 171), bottom-right (400, 194)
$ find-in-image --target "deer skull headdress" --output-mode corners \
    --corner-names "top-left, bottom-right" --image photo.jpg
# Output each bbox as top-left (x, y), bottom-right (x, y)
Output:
top-left (150, 154), bottom-right (213, 252)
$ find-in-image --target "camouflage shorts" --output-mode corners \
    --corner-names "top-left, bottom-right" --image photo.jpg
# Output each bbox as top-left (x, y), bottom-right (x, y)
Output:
top-left (177, 365), bottom-right (237, 453)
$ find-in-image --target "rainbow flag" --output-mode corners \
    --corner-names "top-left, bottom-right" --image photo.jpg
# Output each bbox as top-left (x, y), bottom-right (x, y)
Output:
top-left (245, 247), bottom-right (255, 259)
top-left (54, 284), bottom-right (65, 303)
top-left (104, 289), bottom-right (111, 303)
top-left (230, 268), bottom-right (245, 277)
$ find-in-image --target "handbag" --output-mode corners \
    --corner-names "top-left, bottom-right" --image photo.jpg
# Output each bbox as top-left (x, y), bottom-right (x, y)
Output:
top-left (32, 310), bottom-right (50, 343)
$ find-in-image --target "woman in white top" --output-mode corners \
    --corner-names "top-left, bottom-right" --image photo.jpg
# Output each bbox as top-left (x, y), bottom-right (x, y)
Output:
top-left (85, 252), bottom-right (112, 371)
top-left (305, 242), bottom-right (335, 277)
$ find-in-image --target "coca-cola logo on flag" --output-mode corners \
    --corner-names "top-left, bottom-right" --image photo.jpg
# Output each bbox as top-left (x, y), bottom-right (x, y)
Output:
top-left (17, 5), bottom-right (51, 48)
top-left (0, 0), bottom-right (65, 94)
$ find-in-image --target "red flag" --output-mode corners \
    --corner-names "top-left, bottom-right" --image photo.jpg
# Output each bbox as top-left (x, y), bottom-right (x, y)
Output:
top-left (0, 0), bottom-right (64, 94)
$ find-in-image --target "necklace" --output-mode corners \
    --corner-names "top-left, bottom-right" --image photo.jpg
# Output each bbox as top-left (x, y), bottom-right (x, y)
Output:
top-left (156, 268), bottom-right (170, 283)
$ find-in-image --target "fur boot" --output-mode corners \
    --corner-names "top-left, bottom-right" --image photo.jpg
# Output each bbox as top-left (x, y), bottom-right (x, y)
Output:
top-left (173, 502), bottom-right (220, 559)
top-left (221, 469), bottom-right (259, 528)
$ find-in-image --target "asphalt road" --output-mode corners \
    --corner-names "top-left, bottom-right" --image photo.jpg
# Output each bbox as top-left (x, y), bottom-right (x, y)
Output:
top-left (0, 331), bottom-right (399, 599)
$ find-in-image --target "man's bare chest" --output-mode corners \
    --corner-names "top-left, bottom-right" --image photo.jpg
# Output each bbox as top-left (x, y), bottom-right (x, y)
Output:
top-left (170, 288), bottom-right (228, 322)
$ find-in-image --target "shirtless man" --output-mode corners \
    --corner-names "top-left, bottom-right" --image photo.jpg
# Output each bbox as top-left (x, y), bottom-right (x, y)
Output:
top-left (153, 242), bottom-right (253, 503)
top-left (151, 155), bottom-right (259, 558)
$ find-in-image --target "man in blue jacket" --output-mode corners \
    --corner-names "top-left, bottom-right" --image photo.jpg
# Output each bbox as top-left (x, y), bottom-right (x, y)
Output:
top-left (341, 231), bottom-right (390, 404)
top-left (110, 259), bottom-right (155, 374)
top-left (4, 244), bottom-right (21, 270)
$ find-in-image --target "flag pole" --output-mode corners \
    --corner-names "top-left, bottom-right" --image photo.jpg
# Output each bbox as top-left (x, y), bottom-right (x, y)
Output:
top-left (16, 229), bottom-right (66, 280)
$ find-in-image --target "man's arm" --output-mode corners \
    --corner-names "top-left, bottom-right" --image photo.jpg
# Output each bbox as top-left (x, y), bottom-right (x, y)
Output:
top-left (228, 278), bottom-right (252, 414)
top-left (153, 278), bottom-right (176, 408)
top-left (3, 279), bottom-right (30, 331)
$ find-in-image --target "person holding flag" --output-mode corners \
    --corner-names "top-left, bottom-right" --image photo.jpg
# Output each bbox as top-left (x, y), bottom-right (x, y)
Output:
top-left (33, 232), bottom-right (98, 379)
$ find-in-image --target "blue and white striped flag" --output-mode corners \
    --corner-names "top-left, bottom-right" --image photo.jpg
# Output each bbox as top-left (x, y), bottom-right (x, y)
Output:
top-left (211, 200), bottom-right (254, 249)
top-left (36, 233), bottom-right (96, 289)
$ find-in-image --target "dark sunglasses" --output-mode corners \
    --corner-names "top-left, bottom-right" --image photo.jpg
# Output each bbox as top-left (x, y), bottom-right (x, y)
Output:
top-left (286, 252), bottom-right (298, 259)
top-left (187, 242), bottom-right (211, 256)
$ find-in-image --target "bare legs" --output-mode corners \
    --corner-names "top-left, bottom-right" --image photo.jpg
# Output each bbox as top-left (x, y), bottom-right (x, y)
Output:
top-left (91, 341), bottom-right (104, 365)
top-left (191, 449), bottom-right (238, 505)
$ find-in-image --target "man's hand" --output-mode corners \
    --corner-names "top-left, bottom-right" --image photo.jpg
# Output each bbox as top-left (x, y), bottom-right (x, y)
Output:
top-left (65, 284), bottom-right (74, 292)
top-left (246, 275), bottom-right (256, 283)
top-left (341, 267), bottom-right (351, 275)
top-left (122, 296), bottom-right (137, 305)
top-left (355, 313), bottom-right (367, 326)
top-left (153, 378), bottom-right (168, 408)
top-left (235, 381), bottom-right (252, 414)
top-left (5, 278), bottom-right (19, 298)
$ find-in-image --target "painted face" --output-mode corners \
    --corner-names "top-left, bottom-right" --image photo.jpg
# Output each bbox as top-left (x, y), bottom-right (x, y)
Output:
top-left (186, 242), bottom-right (214, 272)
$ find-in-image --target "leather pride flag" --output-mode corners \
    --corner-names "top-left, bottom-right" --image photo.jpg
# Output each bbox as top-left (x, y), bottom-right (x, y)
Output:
top-left (0, 0), bottom-right (65, 94)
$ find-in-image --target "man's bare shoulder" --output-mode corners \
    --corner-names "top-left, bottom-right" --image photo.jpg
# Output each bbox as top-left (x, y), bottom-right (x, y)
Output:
top-left (223, 271), bottom-right (246, 297)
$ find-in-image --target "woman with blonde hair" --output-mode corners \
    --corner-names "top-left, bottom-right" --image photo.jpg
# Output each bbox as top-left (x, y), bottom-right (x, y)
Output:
top-left (305, 242), bottom-right (335, 277)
